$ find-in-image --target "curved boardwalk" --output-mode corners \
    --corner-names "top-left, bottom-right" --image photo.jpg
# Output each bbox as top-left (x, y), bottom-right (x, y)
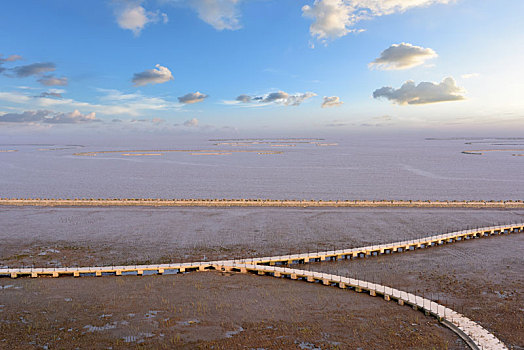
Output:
top-left (220, 264), bottom-right (507, 350)
top-left (2, 223), bottom-right (521, 349)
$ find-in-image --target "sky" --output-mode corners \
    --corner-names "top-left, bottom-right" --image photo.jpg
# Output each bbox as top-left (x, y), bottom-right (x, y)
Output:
top-left (0, 0), bottom-right (523, 135)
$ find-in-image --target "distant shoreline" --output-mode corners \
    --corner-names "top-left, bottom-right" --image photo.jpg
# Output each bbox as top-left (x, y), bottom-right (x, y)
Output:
top-left (1, 198), bottom-right (523, 208)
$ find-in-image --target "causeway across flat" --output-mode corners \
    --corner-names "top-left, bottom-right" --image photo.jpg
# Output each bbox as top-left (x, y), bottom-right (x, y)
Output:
top-left (1, 198), bottom-right (523, 208)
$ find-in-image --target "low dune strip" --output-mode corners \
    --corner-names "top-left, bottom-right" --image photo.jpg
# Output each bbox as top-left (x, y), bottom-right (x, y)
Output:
top-left (0, 198), bottom-right (523, 208)
top-left (121, 153), bottom-right (162, 156)
top-left (73, 149), bottom-right (283, 156)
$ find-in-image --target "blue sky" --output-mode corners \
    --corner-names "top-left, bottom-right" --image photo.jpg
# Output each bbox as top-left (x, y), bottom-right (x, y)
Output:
top-left (0, 0), bottom-right (523, 133)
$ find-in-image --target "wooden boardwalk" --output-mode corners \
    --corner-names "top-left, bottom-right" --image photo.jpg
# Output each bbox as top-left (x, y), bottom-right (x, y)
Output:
top-left (2, 223), bottom-right (521, 349)
top-left (3, 223), bottom-right (520, 278)
top-left (221, 264), bottom-right (507, 350)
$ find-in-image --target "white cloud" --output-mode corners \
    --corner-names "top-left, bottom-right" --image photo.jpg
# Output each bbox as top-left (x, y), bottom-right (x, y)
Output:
top-left (283, 92), bottom-right (317, 106)
top-left (0, 89), bottom-right (183, 117)
top-left (322, 96), bottom-right (343, 108)
top-left (45, 110), bottom-right (99, 124)
top-left (354, 0), bottom-right (452, 15)
top-left (236, 90), bottom-right (317, 106)
top-left (132, 64), bottom-right (174, 86)
top-left (0, 109), bottom-right (99, 124)
top-left (183, 118), bottom-right (199, 127)
top-left (373, 76), bottom-right (465, 105)
top-left (0, 91), bottom-right (31, 104)
top-left (369, 43), bottom-right (437, 70)
top-left (94, 89), bottom-right (183, 114)
top-left (178, 91), bottom-right (208, 104)
top-left (190, 0), bottom-right (241, 30)
top-left (302, 0), bottom-right (452, 42)
top-left (302, 0), bottom-right (353, 41)
top-left (114, 0), bottom-right (167, 36)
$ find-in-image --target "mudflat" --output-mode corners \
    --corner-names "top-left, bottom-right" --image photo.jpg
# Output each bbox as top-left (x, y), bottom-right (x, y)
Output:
top-left (1, 206), bottom-right (522, 348)
top-left (309, 233), bottom-right (524, 347)
top-left (0, 272), bottom-right (466, 349)
top-left (1, 206), bottom-right (522, 267)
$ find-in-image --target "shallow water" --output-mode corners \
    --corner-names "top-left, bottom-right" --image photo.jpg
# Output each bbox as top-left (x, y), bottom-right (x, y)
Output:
top-left (0, 135), bottom-right (522, 199)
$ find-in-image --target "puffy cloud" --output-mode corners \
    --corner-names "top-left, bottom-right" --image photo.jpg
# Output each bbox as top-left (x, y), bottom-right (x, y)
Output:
top-left (11, 62), bottom-right (55, 77)
top-left (191, 0), bottom-right (241, 30)
top-left (373, 77), bottom-right (465, 105)
top-left (263, 91), bottom-right (289, 103)
top-left (302, 0), bottom-right (451, 42)
top-left (302, 0), bottom-right (352, 41)
top-left (114, 0), bottom-right (167, 36)
top-left (178, 91), bottom-right (208, 104)
top-left (321, 96), bottom-right (343, 108)
top-left (369, 43), bottom-right (437, 70)
top-left (0, 109), bottom-right (99, 124)
top-left (183, 118), bottom-right (199, 127)
top-left (132, 64), bottom-right (174, 86)
top-left (236, 90), bottom-right (317, 106)
top-left (37, 75), bottom-right (68, 86)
